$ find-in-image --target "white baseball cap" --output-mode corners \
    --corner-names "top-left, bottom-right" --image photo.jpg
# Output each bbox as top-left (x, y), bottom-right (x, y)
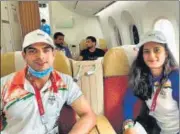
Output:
top-left (22, 29), bottom-right (55, 50)
top-left (136, 30), bottom-right (167, 48)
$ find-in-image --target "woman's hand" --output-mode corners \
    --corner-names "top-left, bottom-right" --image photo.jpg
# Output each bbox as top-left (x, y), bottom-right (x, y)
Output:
top-left (123, 128), bottom-right (137, 134)
top-left (123, 119), bottom-right (136, 134)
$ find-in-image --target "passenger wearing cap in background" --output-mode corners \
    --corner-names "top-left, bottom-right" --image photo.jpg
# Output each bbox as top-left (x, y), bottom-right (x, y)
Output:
top-left (122, 31), bottom-right (179, 134)
top-left (53, 32), bottom-right (72, 58)
top-left (0, 29), bottom-right (96, 134)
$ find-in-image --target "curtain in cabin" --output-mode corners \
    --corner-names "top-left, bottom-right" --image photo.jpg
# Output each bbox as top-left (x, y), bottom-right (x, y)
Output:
top-left (19, 1), bottom-right (40, 37)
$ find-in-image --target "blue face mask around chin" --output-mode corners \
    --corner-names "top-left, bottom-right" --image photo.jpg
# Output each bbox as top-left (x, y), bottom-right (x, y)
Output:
top-left (28, 66), bottom-right (53, 78)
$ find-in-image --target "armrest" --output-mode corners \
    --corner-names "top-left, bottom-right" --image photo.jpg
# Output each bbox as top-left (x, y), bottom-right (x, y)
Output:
top-left (89, 115), bottom-right (116, 134)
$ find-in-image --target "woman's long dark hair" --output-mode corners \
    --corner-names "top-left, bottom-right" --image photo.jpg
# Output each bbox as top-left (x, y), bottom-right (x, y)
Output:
top-left (128, 43), bottom-right (178, 100)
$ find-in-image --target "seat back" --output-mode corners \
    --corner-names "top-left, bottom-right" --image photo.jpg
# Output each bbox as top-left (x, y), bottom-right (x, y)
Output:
top-left (99, 39), bottom-right (108, 52)
top-left (64, 41), bottom-right (68, 46)
top-left (103, 45), bottom-right (141, 133)
top-left (1, 51), bottom-right (72, 77)
top-left (79, 38), bottom-right (108, 53)
top-left (1, 51), bottom-right (75, 133)
top-left (71, 58), bottom-right (104, 115)
top-left (79, 39), bottom-right (86, 51)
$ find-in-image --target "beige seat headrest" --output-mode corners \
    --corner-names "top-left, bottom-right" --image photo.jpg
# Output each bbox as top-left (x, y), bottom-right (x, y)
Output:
top-left (99, 39), bottom-right (107, 50)
top-left (103, 45), bottom-right (137, 77)
top-left (79, 39), bottom-right (87, 51)
top-left (1, 51), bottom-right (72, 77)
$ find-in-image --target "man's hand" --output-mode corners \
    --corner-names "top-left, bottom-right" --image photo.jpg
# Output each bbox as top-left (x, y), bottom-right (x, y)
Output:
top-left (68, 95), bottom-right (96, 134)
top-left (78, 56), bottom-right (83, 61)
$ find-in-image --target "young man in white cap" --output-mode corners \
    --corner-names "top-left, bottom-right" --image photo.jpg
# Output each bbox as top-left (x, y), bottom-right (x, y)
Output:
top-left (0, 29), bottom-right (96, 134)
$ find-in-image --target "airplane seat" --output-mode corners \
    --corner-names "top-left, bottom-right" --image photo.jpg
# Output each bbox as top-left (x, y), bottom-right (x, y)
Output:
top-left (103, 45), bottom-right (142, 133)
top-left (70, 58), bottom-right (117, 134)
top-left (79, 39), bottom-right (87, 51)
top-left (79, 38), bottom-right (108, 53)
top-left (64, 41), bottom-right (68, 47)
top-left (99, 39), bottom-right (108, 53)
top-left (70, 58), bottom-right (104, 115)
top-left (1, 51), bottom-right (76, 134)
top-left (1, 51), bottom-right (116, 134)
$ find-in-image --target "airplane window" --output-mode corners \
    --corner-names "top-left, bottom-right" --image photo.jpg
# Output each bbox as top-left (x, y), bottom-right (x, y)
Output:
top-left (108, 16), bottom-right (122, 46)
top-left (154, 19), bottom-right (177, 58)
top-left (132, 25), bottom-right (139, 45)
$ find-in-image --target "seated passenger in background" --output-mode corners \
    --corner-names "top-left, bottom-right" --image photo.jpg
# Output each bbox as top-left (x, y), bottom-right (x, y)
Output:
top-left (79, 36), bottom-right (105, 60)
top-left (123, 31), bottom-right (179, 134)
top-left (54, 32), bottom-right (72, 58)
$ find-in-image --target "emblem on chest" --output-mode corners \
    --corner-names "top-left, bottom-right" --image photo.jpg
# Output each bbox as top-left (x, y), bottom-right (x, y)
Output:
top-left (154, 80), bottom-right (172, 99)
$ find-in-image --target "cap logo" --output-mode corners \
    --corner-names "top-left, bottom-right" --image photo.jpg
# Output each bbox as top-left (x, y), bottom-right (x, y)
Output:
top-left (46, 38), bottom-right (51, 43)
top-left (148, 33), bottom-right (166, 42)
top-left (156, 36), bottom-right (165, 41)
top-left (37, 33), bottom-right (45, 36)
top-left (148, 33), bottom-right (156, 37)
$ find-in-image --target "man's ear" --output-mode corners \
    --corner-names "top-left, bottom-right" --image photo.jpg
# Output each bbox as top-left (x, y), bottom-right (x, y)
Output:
top-left (22, 51), bottom-right (26, 60)
top-left (53, 49), bottom-right (56, 57)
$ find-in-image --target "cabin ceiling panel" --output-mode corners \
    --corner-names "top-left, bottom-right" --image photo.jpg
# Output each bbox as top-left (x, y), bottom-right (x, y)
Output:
top-left (59, 1), bottom-right (114, 16)
top-left (59, 1), bottom-right (77, 10)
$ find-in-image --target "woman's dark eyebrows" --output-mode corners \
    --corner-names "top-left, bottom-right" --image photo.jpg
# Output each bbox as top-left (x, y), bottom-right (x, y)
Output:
top-left (154, 47), bottom-right (160, 49)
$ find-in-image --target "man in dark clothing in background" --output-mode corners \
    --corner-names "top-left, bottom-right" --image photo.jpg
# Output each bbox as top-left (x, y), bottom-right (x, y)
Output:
top-left (79, 36), bottom-right (105, 61)
top-left (53, 32), bottom-right (72, 58)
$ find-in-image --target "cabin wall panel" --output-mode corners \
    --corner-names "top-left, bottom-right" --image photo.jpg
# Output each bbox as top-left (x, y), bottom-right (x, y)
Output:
top-left (1, 2), bottom-right (14, 53)
top-left (143, 1), bottom-right (179, 62)
top-left (1, 1), bottom-right (9, 21)
top-left (97, 1), bottom-right (179, 62)
top-left (7, 1), bottom-right (23, 51)
top-left (97, 1), bottom-right (143, 48)
top-left (1, 1), bottom-right (23, 53)
top-left (50, 1), bottom-right (104, 47)
top-left (1, 22), bottom-right (14, 52)
top-left (1, 22), bottom-right (7, 53)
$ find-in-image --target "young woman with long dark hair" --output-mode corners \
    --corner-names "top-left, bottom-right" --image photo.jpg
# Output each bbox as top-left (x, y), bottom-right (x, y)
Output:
top-left (122, 31), bottom-right (179, 134)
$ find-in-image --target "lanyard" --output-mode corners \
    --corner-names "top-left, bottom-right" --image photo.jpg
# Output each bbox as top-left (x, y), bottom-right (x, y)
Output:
top-left (28, 73), bottom-right (58, 124)
top-left (150, 87), bottom-right (161, 112)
